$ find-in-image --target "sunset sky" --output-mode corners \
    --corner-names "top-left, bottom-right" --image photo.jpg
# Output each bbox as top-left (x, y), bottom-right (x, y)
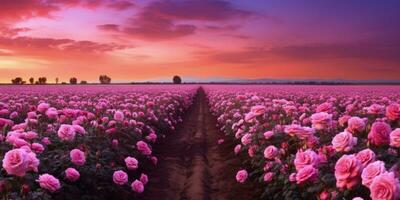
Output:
top-left (0, 0), bottom-right (400, 83)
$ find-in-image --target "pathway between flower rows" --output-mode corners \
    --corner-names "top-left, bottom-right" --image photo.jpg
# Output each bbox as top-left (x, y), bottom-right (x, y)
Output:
top-left (142, 88), bottom-right (255, 200)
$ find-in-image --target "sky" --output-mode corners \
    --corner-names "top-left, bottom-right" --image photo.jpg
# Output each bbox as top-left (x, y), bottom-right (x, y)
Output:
top-left (0, 0), bottom-right (400, 83)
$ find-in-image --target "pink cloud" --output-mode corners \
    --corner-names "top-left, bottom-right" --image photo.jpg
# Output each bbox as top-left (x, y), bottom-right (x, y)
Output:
top-left (0, 0), bottom-right (59, 23)
top-left (107, 0), bottom-right (135, 10)
top-left (0, 36), bottom-right (131, 55)
top-left (147, 0), bottom-right (251, 21)
top-left (97, 0), bottom-right (251, 41)
top-left (97, 24), bottom-right (120, 32)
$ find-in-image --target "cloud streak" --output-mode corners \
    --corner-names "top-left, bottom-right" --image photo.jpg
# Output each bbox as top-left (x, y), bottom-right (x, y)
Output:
top-left (97, 0), bottom-right (251, 41)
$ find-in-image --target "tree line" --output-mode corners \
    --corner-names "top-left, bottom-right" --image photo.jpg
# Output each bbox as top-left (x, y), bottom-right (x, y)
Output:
top-left (10, 75), bottom-right (112, 85)
top-left (10, 75), bottom-right (182, 85)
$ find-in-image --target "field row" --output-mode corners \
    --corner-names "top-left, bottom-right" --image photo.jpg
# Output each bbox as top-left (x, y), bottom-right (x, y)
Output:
top-left (205, 85), bottom-right (400, 200)
top-left (0, 85), bottom-right (197, 199)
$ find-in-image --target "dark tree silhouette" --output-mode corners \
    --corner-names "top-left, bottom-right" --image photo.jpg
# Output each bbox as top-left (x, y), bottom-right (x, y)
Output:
top-left (55, 77), bottom-right (59, 84)
top-left (99, 75), bottom-right (111, 84)
top-left (80, 80), bottom-right (88, 84)
top-left (38, 77), bottom-right (47, 84)
top-left (29, 77), bottom-right (34, 84)
top-left (11, 77), bottom-right (24, 85)
top-left (70, 77), bottom-right (78, 84)
top-left (173, 75), bottom-right (182, 84)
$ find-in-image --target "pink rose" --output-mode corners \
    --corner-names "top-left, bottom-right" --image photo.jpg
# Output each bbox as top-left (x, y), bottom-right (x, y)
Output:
top-left (37, 103), bottom-right (50, 113)
top-left (245, 105), bottom-right (266, 122)
top-left (296, 165), bottom-right (318, 184)
top-left (131, 180), bottom-right (144, 193)
top-left (320, 191), bottom-right (331, 200)
top-left (26, 152), bottom-right (39, 173)
top-left (289, 173), bottom-right (296, 182)
top-left (72, 125), bottom-right (86, 135)
top-left (31, 143), bottom-right (44, 154)
top-left (65, 168), bottom-right (80, 182)
top-left (112, 139), bottom-right (119, 149)
top-left (140, 173), bottom-right (149, 185)
top-left (234, 144), bottom-right (241, 155)
top-left (146, 133), bottom-right (157, 143)
top-left (390, 128), bottom-right (400, 148)
top-left (217, 139), bottom-right (224, 144)
top-left (264, 145), bottom-right (279, 160)
top-left (125, 156), bottom-right (139, 170)
top-left (370, 172), bottom-right (400, 200)
top-left (37, 174), bottom-right (61, 192)
top-left (263, 172), bottom-right (274, 182)
top-left (151, 156), bottom-right (158, 165)
top-left (113, 170), bottom-right (128, 185)
top-left (114, 110), bottom-right (124, 122)
top-left (12, 138), bottom-right (30, 148)
top-left (294, 149), bottom-right (320, 171)
top-left (339, 115), bottom-right (351, 126)
top-left (2, 148), bottom-right (29, 177)
top-left (284, 124), bottom-right (315, 139)
top-left (42, 137), bottom-right (51, 145)
top-left (251, 105), bottom-right (266, 116)
top-left (306, 136), bottom-right (319, 148)
top-left (58, 124), bottom-right (76, 141)
top-left (310, 112), bottom-right (332, 130)
top-left (236, 169), bottom-right (248, 183)
top-left (361, 161), bottom-right (386, 188)
top-left (346, 117), bottom-right (366, 133)
top-left (136, 141), bottom-right (152, 155)
top-left (244, 112), bottom-right (256, 122)
top-left (241, 133), bottom-right (252, 145)
top-left (332, 131), bottom-right (357, 152)
top-left (335, 154), bottom-right (362, 189)
top-left (368, 122), bottom-right (391, 146)
top-left (263, 131), bottom-right (274, 140)
top-left (356, 148), bottom-right (376, 167)
top-left (45, 108), bottom-right (58, 119)
top-left (248, 146), bottom-right (256, 157)
top-left (386, 103), bottom-right (400, 121)
top-left (70, 149), bottom-right (86, 166)
top-left (366, 104), bottom-right (384, 115)
top-left (316, 102), bottom-right (333, 113)
top-left (25, 131), bottom-right (38, 140)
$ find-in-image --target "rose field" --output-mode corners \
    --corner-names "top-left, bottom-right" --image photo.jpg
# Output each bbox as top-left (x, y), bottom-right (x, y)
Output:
top-left (1, 85), bottom-right (400, 200)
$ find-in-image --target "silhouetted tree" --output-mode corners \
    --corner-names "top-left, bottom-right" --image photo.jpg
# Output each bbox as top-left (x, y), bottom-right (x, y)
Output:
top-left (61, 82), bottom-right (67, 85)
top-left (29, 77), bottom-right (34, 84)
top-left (38, 77), bottom-right (47, 84)
top-left (55, 77), bottom-right (59, 84)
top-left (80, 80), bottom-right (88, 84)
top-left (11, 77), bottom-right (24, 85)
top-left (99, 75), bottom-right (111, 84)
top-left (173, 75), bottom-right (182, 84)
top-left (70, 77), bottom-right (78, 84)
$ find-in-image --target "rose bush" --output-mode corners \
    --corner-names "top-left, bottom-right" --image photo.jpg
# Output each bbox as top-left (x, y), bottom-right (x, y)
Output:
top-left (205, 85), bottom-right (400, 200)
top-left (0, 85), bottom-right (196, 199)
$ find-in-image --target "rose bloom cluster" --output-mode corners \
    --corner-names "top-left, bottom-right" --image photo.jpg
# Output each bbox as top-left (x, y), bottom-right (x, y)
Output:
top-left (205, 85), bottom-right (400, 200)
top-left (0, 85), bottom-right (196, 199)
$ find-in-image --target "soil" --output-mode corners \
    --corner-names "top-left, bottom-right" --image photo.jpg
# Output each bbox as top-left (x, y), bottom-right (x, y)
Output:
top-left (142, 88), bottom-right (256, 200)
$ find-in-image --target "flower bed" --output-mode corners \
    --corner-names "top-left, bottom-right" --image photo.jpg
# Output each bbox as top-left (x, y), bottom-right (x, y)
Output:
top-left (205, 85), bottom-right (400, 200)
top-left (0, 85), bottom-right (196, 199)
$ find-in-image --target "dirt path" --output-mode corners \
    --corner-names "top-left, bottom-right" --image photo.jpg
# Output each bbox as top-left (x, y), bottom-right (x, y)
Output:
top-left (142, 87), bottom-right (255, 200)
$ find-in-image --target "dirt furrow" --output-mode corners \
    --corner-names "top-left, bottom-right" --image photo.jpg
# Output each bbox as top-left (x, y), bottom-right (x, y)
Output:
top-left (143, 87), bottom-right (254, 200)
